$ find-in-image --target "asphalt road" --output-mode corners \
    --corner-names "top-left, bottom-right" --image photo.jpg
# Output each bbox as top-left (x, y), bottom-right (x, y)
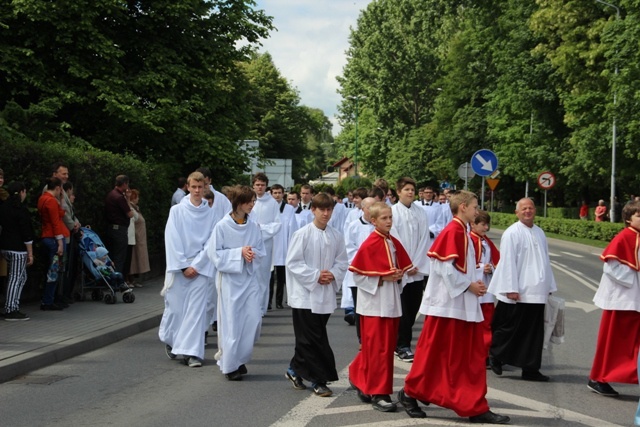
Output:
top-left (0, 230), bottom-right (636, 427)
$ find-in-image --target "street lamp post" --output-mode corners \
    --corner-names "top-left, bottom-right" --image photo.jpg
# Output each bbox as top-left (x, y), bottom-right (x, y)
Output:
top-left (595, 0), bottom-right (620, 223)
top-left (348, 95), bottom-right (366, 177)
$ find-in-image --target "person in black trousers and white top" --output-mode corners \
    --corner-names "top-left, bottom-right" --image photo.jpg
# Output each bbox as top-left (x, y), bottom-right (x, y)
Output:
top-left (0, 182), bottom-right (35, 321)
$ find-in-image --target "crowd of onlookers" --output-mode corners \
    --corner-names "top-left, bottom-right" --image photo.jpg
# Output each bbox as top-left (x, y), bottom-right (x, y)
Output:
top-left (0, 164), bottom-right (149, 321)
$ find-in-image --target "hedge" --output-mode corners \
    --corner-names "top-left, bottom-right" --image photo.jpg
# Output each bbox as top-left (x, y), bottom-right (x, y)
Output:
top-left (490, 212), bottom-right (624, 242)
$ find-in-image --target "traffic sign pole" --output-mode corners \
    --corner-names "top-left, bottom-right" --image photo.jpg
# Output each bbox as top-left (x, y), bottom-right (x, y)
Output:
top-left (481, 177), bottom-right (485, 210)
top-left (544, 190), bottom-right (548, 218)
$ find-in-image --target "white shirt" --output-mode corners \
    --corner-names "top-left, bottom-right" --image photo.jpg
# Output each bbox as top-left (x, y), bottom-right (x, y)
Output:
top-left (419, 236), bottom-right (484, 322)
top-left (286, 222), bottom-right (349, 314)
top-left (272, 201), bottom-right (299, 266)
top-left (391, 202), bottom-right (431, 280)
top-left (476, 237), bottom-right (496, 304)
top-left (488, 221), bottom-right (557, 304)
top-left (593, 258), bottom-right (640, 311)
top-left (343, 217), bottom-right (375, 289)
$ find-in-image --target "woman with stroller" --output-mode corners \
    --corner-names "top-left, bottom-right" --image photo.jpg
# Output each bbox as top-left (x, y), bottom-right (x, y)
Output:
top-left (0, 182), bottom-right (35, 320)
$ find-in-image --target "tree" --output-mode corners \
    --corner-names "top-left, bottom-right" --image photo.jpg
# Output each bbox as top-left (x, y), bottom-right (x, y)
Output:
top-left (0, 0), bottom-right (274, 183)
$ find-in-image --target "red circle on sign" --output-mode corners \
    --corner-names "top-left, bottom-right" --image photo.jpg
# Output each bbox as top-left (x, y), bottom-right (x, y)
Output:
top-left (537, 171), bottom-right (556, 190)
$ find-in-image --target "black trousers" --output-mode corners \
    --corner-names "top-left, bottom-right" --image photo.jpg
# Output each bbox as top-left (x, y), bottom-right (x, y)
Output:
top-left (290, 308), bottom-right (338, 384)
top-left (397, 279), bottom-right (425, 349)
top-left (490, 301), bottom-right (545, 371)
top-left (269, 265), bottom-right (286, 306)
top-left (104, 226), bottom-right (128, 274)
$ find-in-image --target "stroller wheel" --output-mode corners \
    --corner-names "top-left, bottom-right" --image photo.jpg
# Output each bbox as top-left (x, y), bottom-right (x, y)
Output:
top-left (123, 292), bottom-right (135, 304)
top-left (91, 290), bottom-right (103, 301)
top-left (103, 293), bottom-right (116, 304)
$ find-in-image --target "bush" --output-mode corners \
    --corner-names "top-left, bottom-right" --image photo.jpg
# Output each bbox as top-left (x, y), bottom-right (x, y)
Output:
top-left (490, 212), bottom-right (623, 242)
top-left (1, 129), bottom-right (174, 300)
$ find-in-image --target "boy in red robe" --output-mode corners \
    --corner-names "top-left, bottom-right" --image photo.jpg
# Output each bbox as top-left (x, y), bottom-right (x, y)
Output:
top-left (397, 190), bottom-right (510, 424)
top-left (469, 210), bottom-right (500, 364)
top-left (588, 200), bottom-right (640, 397)
top-left (348, 202), bottom-right (413, 412)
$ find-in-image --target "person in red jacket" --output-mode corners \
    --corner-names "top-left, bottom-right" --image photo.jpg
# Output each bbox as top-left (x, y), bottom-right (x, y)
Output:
top-left (37, 177), bottom-right (68, 310)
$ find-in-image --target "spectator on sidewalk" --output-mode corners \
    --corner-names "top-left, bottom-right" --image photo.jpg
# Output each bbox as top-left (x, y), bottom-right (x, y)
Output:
top-left (580, 200), bottom-right (589, 221)
top-left (104, 175), bottom-right (133, 274)
top-left (595, 200), bottom-right (608, 222)
top-left (38, 177), bottom-right (67, 311)
top-left (171, 177), bottom-right (188, 206)
top-left (128, 189), bottom-right (150, 287)
top-left (0, 182), bottom-right (35, 321)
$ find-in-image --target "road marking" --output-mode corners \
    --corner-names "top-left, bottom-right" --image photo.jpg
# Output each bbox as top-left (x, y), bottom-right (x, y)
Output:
top-left (549, 252), bottom-right (560, 257)
top-left (551, 261), bottom-right (599, 292)
top-left (271, 361), bottom-right (622, 427)
top-left (561, 251), bottom-right (584, 258)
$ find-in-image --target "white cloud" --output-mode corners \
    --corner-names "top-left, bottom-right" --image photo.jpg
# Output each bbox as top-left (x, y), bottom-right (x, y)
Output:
top-left (254, 0), bottom-right (372, 135)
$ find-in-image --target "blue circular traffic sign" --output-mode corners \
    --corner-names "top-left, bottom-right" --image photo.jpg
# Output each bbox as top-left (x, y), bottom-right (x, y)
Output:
top-left (471, 149), bottom-right (498, 177)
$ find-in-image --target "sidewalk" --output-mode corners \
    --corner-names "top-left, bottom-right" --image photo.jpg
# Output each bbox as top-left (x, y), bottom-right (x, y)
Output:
top-left (0, 276), bottom-right (165, 384)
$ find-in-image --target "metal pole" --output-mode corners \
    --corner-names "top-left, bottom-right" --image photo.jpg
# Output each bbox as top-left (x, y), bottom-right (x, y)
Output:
top-left (481, 177), bottom-right (486, 210)
top-left (491, 190), bottom-right (494, 212)
top-left (544, 190), bottom-right (548, 218)
top-left (354, 96), bottom-right (359, 178)
top-left (595, 0), bottom-right (620, 222)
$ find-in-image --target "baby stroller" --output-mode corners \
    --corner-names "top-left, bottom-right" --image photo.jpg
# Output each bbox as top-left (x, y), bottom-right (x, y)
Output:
top-left (77, 227), bottom-right (135, 304)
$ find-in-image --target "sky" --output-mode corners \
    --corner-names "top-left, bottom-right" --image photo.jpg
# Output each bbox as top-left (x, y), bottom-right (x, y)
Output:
top-left (253, 0), bottom-right (372, 136)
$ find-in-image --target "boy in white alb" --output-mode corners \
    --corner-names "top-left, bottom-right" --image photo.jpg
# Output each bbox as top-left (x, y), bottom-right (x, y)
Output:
top-left (284, 193), bottom-right (349, 397)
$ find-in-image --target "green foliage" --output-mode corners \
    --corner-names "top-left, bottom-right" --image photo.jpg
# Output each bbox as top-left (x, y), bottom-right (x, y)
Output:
top-left (336, 0), bottom-right (640, 206)
top-left (490, 212), bottom-right (623, 242)
top-left (0, 0), bottom-right (274, 183)
top-left (335, 176), bottom-right (374, 196)
top-left (0, 130), bottom-right (172, 255)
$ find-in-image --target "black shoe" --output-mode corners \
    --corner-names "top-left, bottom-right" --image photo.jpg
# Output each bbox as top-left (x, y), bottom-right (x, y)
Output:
top-left (276, 304), bottom-right (284, 309)
top-left (395, 347), bottom-right (414, 363)
top-left (397, 388), bottom-right (426, 418)
top-left (489, 357), bottom-right (502, 375)
top-left (285, 370), bottom-right (306, 390)
top-left (349, 381), bottom-right (371, 403)
top-left (239, 364), bottom-right (248, 375)
top-left (267, 304), bottom-right (272, 311)
top-left (165, 344), bottom-right (177, 360)
top-left (61, 296), bottom-right (75, 304)
top-left (225, 369), bottom-right (242, 381)
top-left (3, 311), bottom-right (30, 321)
top-left (344, 312), bottom-right (356, 326)
top-left (212, 321), bottom-right (217, 332)
top-left (469, 410), bottom-right (511, 424)
top-left (587, 379), bottom-right (619, 397)
top-left (40, 303), bottom-right (64, 311)
top-left (522, 370), bottom-right (549, 382)
top-left (312, 383), bottom-right (332, 397)
top-left (372, 394), bottom-right (397, 412)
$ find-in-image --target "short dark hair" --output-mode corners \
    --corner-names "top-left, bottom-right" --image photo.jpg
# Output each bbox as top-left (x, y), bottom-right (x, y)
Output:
top-left (195, 167), bottom-right (211, 179)
top-left (396, 177), bottom-right (416, 192)
top-left (271, 183), bottom-right (284, 192)
top-left (229, 185), bottom-right (256, 212)
top-left (622, 201), bottom-right (640, 227)
top-left (63, 181), bottom-right (74, 192)
top-left (45, 177), bottom-right (62, 190)
top-left (115, 175), bottom-right (129, 187)
top-left (475, 210), bottom-right (491, 225)
top-left (252, 172), bottom-right (268, 185)
top-left (177, 177), bottom-right (187, 188)
top-left (311, 193), bottom-right (334, 210)
top-left (352, 187), bottom-right (368, 199)
top-left (50, 162), bottom-right (68, 176)
top-left (288, 191), bottom-right (300, 200)
top-left (369, 186), bottom-right (385, 200)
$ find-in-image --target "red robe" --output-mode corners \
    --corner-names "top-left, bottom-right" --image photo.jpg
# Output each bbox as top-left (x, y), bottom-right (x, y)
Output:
top-left (469, 231), bottom-right (500, 354)
top-left (349, 229), bottom-right (412, 396)
top-left (405, 217), bottom-right (490, 417)
top-left (349, 229), bottom-right (413, 276)
top-left (427, 217), bottom-right (468, 273)
top-left (590, 226), bottom-right (640, 384)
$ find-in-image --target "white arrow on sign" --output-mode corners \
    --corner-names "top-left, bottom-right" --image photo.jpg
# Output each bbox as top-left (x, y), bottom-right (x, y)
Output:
top-left (475, 153), bottom-right (493, 171)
